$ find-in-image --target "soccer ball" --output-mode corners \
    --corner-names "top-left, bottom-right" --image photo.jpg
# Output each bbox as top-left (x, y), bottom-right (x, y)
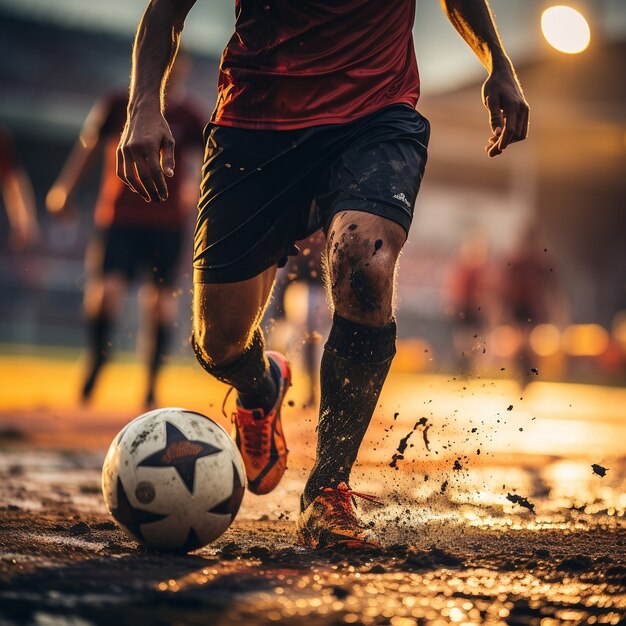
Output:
top-left (102, 407), bottom-right (245, 552)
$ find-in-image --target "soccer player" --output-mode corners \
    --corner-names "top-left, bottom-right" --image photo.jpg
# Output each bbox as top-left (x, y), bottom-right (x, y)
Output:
top-left (47, 58), bottom-right (203, 408)
top-left (117, 0), bottom-right (529, 548)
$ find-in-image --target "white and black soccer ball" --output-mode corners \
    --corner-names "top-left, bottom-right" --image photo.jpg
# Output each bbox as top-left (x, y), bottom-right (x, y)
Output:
top-left (102, 408), bottom-right (245, 552)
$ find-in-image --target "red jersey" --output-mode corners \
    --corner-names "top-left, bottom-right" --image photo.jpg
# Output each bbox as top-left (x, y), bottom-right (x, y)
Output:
top-left (212, 0), bottom-right (420, 130)
top-left (0, 128), bottom-right (17, 183)
top-left (94, 93), bottom-right (204, 230)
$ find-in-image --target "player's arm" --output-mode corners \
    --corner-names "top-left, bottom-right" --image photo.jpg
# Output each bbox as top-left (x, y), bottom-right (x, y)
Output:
top-left (116, 0), bottom-right (197, 203)
top-left (2, 165), bottom-right (39, 250)
top-left (440, 0), bottom-right (529, 157)
top-left (46, 99), bottom-right (109, 216)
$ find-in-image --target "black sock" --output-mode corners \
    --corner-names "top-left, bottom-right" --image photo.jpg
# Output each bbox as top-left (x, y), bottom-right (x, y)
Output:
top-left (193, 328), bottom-right (277, 414)
top-left (145, 323), bottom-right (170, 407)
top-left (302, 314), bottom-right (396, 508)
top-left (82, 313), bottom-right (112, 400)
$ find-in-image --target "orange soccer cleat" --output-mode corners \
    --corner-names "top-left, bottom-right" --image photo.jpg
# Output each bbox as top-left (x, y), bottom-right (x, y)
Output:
top-left (231, 351), bottom-right (290, 495)
top-left (297, 482), bottom-right (381, 549)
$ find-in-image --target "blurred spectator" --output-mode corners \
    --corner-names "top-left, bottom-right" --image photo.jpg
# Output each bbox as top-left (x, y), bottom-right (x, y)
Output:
top-left (0, 126), bottom-right (39, 251)
top-left (498, 224), bottom-right (568, 386)
top-left (46, 57), bottom-right (204, 408)
top-left (445, 231), bottom-right (495, 375)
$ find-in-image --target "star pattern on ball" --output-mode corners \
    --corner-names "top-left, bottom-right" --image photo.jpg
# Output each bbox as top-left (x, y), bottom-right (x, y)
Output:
top-left (138, 421), bottom-right (222, 493)
top-left (209, 461), bottom-right (245, 519)
top-left (111, 477), bottom-right (167, 543)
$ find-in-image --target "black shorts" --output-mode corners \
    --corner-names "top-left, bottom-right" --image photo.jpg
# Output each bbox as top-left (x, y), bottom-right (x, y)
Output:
top-left (193, 104), bottom-right (430, 283)
top-left (91, 225), bottom-right (183, 287)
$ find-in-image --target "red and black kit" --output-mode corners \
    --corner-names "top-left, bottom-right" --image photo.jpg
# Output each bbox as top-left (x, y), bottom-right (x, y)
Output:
top-left (195, 1), bottom-right (429, 283)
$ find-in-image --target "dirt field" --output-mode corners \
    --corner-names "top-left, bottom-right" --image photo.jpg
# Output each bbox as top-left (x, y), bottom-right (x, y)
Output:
top-left (0, 355), bottom-right (624, 625)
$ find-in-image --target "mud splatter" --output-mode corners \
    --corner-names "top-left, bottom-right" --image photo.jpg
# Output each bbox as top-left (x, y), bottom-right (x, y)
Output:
top-left (414, 417), bottom-right (431, 451)
top-left (349, 268), bottom-right (378, 311)
top-left (453, 459), bottom-right (463, 471)
top-left (389, 453), bottom-right (404, 469)
top-left (440, 480), bottom-right (448, 494)
top-left (129, 421), bottom-right (158, 454)
top-left (389, 429), bottom-right (415, 468)
top-left (397, 431), bottom-right (414, 454)
top-left (591, 464), bottom-right (608, 477)
top-left (506, 492), bottom-right (535, 513)
top-left (507, 405), bottom-right (514, 411)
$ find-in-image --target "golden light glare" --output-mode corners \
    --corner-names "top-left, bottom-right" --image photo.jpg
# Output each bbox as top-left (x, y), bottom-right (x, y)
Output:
top-left (530, 324), bottom-right (561, 357)
top-left (541, 5), bottom-right (591, 54)
top-left (562, 324), bottom-right (609, 357)
top-left (490, 325), bottom-right (522, 358)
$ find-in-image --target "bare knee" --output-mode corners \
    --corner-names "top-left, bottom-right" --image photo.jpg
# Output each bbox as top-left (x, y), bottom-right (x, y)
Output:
top-left (191, 268), bottom-right (276, 367)
top-left (330, 247), bottom-right (397, 323)
top-left (192, 321), bottom-right (251, 367)
top-left (326, 213), bottom-right (405, 325)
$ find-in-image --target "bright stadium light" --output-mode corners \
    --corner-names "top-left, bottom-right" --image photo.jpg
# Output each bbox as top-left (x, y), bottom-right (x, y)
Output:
top-left (541, 5), bottom-right (591, 54)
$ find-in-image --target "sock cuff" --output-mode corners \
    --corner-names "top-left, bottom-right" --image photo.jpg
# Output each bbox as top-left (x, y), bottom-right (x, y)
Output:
top-left (325, 313), bottom-right (396, 364)
top-left (192, 327), bottom-right (267, 381)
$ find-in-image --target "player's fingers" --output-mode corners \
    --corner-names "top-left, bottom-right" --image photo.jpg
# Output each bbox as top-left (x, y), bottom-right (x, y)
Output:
top-left (485, 127), bottom-right (501, 154)
top-left (132, 154), bottom-right (162, 203)
top-left (498, 111), bottom-right (518, 151)
top-left (161, 136), bottom-right (176, 178)
top-left (485, 94), bottom-right (503, 132)
top-left (117, 142), bottom-right (145, 197)
top-left (488, 129), bottom-right (504, 157)
top-left (487, 142), bottom-right (503, 158)
top-left (144, 149), bottom-right (169, 201)
top-left (122, 149), bottom-right (150, 201)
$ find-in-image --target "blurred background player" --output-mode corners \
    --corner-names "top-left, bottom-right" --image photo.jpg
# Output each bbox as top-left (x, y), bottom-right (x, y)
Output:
top-left (498, 224), bottom-right (568, 387)
top-left (267, 231), bottom-right (330, 406)
top-left (445, 231), bottom-right (496, 376)
top-left (0, 126), bottom-right (39, 252)
top-left (46, 57), bottom-right (203, 408)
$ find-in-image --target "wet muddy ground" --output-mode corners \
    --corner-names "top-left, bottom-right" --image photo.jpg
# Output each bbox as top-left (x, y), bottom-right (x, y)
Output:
top-left (0, 374), bottom-right (625, 625)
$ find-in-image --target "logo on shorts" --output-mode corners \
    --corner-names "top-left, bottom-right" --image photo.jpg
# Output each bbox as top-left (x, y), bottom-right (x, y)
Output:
top-left (392, 192), bottom-right (411, 208)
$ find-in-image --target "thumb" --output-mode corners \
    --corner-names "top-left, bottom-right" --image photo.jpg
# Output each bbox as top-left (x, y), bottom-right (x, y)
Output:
top-left (485, 94), bottom-right (503, 132)
top-left (161, 136), bottom-right (176, 177)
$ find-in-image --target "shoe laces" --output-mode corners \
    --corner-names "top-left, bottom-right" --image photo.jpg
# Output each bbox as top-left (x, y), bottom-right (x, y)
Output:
top-left (237, 410), bottom-right (270, 456)
top-left (321, 483), bottom-right (381, 530)
top-left (223, 386), bottom-right (270, 457)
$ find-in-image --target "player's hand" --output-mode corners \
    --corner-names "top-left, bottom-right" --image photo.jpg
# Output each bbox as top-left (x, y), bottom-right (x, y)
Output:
top-left (482, 68), bottom-right (529, 158)
top-left (46, 185), bottom-right (78, 219)
top-left (116, 108), bottom-right (175, 202)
